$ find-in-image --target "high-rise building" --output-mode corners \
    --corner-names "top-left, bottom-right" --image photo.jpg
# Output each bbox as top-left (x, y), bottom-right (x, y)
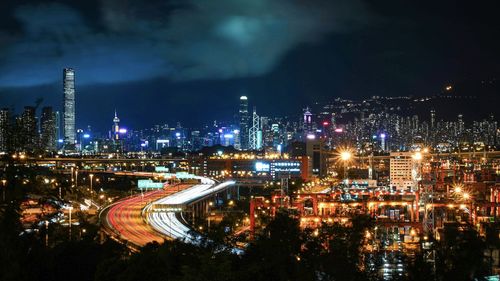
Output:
top-left (239, 96), bottom-right (249, 150)
top-left (303, 107), bottom-right (313, 135)
top-left (457, 114), bottom-right (464, 138)
top-left (0, 108), bottom-right (11, 153)
top-left (249, 107), bottom-right (262, 150)
top-left (389, 152), bottom-right (418, 191)
top-left (112, 110), bottom-right (120, 141)
top-left (18, 106), bottom-right (37, 152)
top-left (306, 137), bottom-right (327, 178)
top-left (40, 107), bottom-right (56, 152)
top-left (55, 111), bottom-right (61, 142)
top-left (63, 68), bottom-right (76, 146)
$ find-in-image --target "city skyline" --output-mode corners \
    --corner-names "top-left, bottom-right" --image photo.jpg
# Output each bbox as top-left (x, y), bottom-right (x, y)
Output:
top-left (1, 2), bottom-right (500, 280)
top-left (1, 73), bottom-right (498, 133)
top-left (0, 72), bottom-right (497, 156)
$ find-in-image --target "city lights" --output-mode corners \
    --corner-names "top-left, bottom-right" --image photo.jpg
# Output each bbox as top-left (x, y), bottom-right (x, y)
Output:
top-left (340, 151), bottom-right (352, 161)
top-left (412, 152), bottom-right (422, 161)
top-left (0, 2), bottom-right (498, 279)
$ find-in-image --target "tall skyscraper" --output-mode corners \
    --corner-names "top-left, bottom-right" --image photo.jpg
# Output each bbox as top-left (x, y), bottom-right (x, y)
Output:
top-left (0, 108), bottom-right (11, 153)
top-left (40, 107), bottom-right (56, 152)
top-left (303, 107), bottom-right (313, 135)
top-left (239, 96), bottom-right (249, 150)
top-left (249, 107), bottom-right (262, 150)
top-left (55, 111), bottom-right (61, 142)
top-left (112, 110), bottom-right (120, 141)
top-left (63, 68), bottom-right (76, 146)
top-left (19, 106), bottom-right (37, 152)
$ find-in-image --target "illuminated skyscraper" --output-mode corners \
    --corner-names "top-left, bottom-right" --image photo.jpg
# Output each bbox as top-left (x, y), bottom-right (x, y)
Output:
top-left (18, 106), bottom-right (37, 152)
top-left (303, 107), bottom-right (313, 135)
top-left (40, 107), bottom-right (56, 152)
top-left (239, 96), bottom-right (249, 150)
top-left (0, 108), bottom-right (10, 153)
top-left (63, 68), bottom-right (76, 146)
top-left (55, 111), bottom-right (61, 143)
top-left (249, 107), bottom-right (262, 150)
top-left (112, 110), bottom-right (120, 140)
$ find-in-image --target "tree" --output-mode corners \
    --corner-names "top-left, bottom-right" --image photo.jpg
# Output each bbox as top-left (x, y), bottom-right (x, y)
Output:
top-left (435, 223), bottom-right (489, 281)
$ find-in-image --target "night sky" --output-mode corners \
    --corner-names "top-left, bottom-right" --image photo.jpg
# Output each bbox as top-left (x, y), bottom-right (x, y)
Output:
top-left (0, 0), bottom-right (499, 131)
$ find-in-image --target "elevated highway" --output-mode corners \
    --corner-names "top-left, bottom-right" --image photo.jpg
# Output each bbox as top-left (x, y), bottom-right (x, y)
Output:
top-left (100, 176), bottom-right (235, 250)
top-left (146, 181), bottom-right (235, 242)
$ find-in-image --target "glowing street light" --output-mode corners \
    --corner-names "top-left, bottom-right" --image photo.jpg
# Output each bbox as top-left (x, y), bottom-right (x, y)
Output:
top-left (337, 148), bottom-right (353, 181)
top-left (89, 174), bottom-right (94, 207)
top-left (1, 179), bottom-right (6, 202)
top-left (412, 152), bottom-right (423, 161)
top-left (462, 192), bottom-right (470, 200)
top-left (340, 151), bottom-right (352, 161)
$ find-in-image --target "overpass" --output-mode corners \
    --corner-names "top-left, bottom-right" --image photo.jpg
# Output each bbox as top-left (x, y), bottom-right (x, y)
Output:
top-left (146, 181), bottom-right (235, 242)
top-left (355, 150), bottom-right (500, 161)
top-left (26, 157), bottom-right (185, 163)
top-left (100, 174), bottom-right (236, 250)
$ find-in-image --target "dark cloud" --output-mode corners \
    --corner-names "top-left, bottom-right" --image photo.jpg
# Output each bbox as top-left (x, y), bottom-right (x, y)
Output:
top-left (0, 3), bottom-right (170, 87)
top-left (0, 0), bottom-right (370, 88)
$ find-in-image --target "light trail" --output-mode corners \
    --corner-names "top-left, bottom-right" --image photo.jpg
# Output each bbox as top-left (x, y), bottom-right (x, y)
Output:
top-left (101, 185), bottom-right (190, 248)
top-left (146, 181), bottom-right (235, 243)
top-left (101, 177), bottom-right (239, 253)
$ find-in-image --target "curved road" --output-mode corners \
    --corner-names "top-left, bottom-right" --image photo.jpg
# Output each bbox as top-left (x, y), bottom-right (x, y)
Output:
top-left (101, 179), bottom-right (236, 251)
top-left (101, 184), bottom-right (190, 248)
top-left (146, 181), bottom-right (235, 243)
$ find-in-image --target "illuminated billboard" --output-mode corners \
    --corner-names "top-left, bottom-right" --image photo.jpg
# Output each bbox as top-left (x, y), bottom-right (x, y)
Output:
top-left (255, 162), bottom-right (270, 172)
top-left (155, 166), bottom-right (169, 172)
top-left (137, 179), bottom-right (164, 189)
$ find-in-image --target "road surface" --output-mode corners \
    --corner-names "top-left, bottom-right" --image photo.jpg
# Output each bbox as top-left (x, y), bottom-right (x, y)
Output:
top-left (146, 181), bottom-right (235, 243)
top-left (101, 184), bottom-right (190, 248)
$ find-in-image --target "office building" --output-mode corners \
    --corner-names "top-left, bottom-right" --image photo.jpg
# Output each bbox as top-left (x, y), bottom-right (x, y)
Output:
top-left (112, 110), bottom-right (120, 141)
top-left (239, 96), bottom-right (249, 150)
top-left (63, 68), bottom-right (76, 146)
top-left (389, 152), bottom-right (417, 191)
top-left (18, 106), bottom-right (37, 152)
top-left (40, 107), bottom-right (56, 152)
top-left (0, 108), bottom-right (10, 153)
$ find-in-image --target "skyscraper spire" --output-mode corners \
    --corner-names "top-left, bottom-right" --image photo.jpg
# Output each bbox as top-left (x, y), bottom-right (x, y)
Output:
top-left (113, 109), bottom-right (120, 123)
top-left (113, 110), bottom-right (120, 140)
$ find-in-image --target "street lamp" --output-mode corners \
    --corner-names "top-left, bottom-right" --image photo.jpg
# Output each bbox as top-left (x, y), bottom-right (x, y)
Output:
top-left (339, 150), bottom-right (352, 181)
top-left (89, 174), bottom-right (94, 207)
top-left (340, 151), bottom-right (352, 162)
top-left (462, 192), bottom-right (470, 200)
top-left (68, 206), bottom-right (73, 240)
top-left (412, 151), bottom-right (423, 161)
top-left (207, 201), bottom-right (214, 230)
top-left (1, 179), bottom-right (6, 202)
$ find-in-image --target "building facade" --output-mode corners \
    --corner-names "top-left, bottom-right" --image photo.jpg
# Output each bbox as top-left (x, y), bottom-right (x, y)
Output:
top-left (63, 68), bottom-right (76, 146)
top-left (239, 96), bottom-right (249, 150)
top-left (40, 106), bottom-right (56, 152)
top-left (0, 108), bottom-right (10, 153)
top-left (389, 152), bottom-right (417, 191)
